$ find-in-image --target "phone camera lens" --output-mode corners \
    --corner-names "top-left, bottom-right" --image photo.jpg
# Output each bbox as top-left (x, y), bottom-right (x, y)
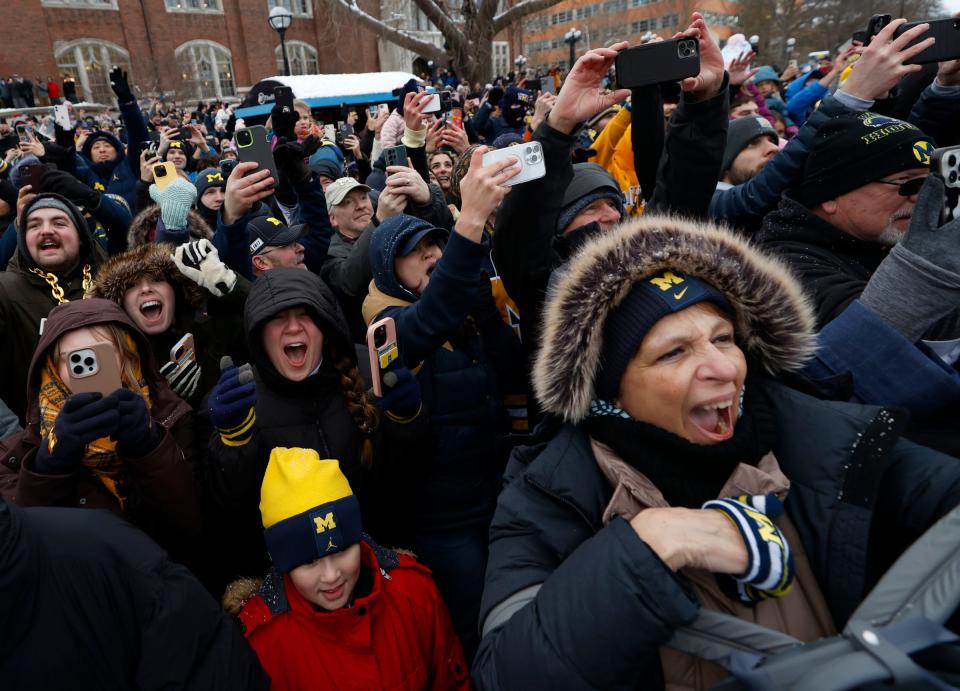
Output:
top-left (84, 357), bottom-right (95, 366)
top-left (70, 353), bottom-right (81, 363)
top-left (949, 154), bottom-right (958, 167)
top-left (375, 326), bottom-right (386, 346)
top-left (73, 365), bottom-right (83, 375)
top-left (951, 171), bottom-right (958, 183)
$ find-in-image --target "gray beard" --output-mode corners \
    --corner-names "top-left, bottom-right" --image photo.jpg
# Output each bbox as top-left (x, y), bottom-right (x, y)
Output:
top-left (876, 224), bottom-right (904, 247)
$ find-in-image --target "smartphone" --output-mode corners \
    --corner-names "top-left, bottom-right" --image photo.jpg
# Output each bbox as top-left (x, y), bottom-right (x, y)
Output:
top-left (53, 104), bottom-right (71, 129)
top-left (235, 125), bottom-right (278, 186)
top-left (886, 17), bottom-right (960, 64)
top-left (482, 141), bottom-right (546, 186)
top-left (66, 342), bottom-right (123, 396)
top-left (141, 140), bottom-right (158, 157)
top-left (366, 317), bottom-right (399, 398)
top-left (152, 161), bottom-right (177, 191)
top-left (382, 144), bottom-right (407, 169)
top-left (367, 104), bottom-right (379, 118)
top-left (19, 163), bottom-right (44, 192)
top-left (177, 126), bottom-right (192, 140)
top-left (615, 37), bottom-right (701, 89)
top-left (539, 77), bottom-right (556, 95)
top-left (339, 122), bottom-right (354, 138)
top-left (323, 123), bottom-right (336, 141)
top-left (422, 92), bottom-right (442, 113)
top-left (933, 145), bottom-right (960, 223)
top-left (169, 333), bottom-right (196, 371)
top-left (16, 124), bottom-right (33, 143)
top-left (378, 103), bottom-right (390, 115)
top-left (220, 158), bottom-right (238, 177)
top-left (788, 59), bottom-right (798, 68)
top-left (439, 91), bottom-right (453, 113)
top-left (450, 107), bottom-right (463, 129)
top-left (274, 85), bottom-right (294, 113)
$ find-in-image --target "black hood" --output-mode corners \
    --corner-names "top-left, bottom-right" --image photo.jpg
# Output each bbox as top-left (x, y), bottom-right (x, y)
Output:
top-left (0, 500), bottom-right (41, 656)
top-left (15, 193), bottom-right (105, 273)
top-left (244, 269), bottom-right (353, 389)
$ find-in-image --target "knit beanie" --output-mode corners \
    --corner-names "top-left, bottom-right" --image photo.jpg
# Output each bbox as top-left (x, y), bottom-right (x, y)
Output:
top-left (722, 116), bottom-right (779, 173)
top-left (260, 448), bottom-right (363, 572)
top-left (309, 158), bottom-right (343, 181)
top-left (194, 167), bottom-right (226, 199)
top-left (17, 193), bottom-right (90, 269)
top-left (557, 163), bottom-right (624, 233)
top-left (80, 131), bottom-right (123, 161)
top-left (491, 132), bottom-right (524, 149)
top-left (797, 112), bottom-right (933, 208)
top-left (595, 270), bottom-right (732, 401)
top-left (164, 139), bottom-right (195, 165)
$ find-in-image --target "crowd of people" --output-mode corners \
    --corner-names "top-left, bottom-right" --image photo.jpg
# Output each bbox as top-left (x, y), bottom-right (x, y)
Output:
top-left (3, 10), bottom-right (960, 690)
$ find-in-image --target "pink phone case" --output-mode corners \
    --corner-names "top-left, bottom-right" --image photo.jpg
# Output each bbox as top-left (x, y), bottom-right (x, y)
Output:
top-left (366, 317), bottom-right (398, 397)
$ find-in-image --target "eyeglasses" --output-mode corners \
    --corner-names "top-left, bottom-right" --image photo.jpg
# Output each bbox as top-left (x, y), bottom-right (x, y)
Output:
top-left (874, 176), bottom-right (926, 197)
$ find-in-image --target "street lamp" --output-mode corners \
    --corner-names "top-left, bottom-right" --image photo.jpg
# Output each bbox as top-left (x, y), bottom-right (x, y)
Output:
top-left (269, 5), bottom-right (293, 76)
top-left (564, 28), bottom-right (582, 71)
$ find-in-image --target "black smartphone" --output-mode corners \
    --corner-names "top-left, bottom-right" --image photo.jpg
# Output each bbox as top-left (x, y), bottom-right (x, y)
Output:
top-left (932, 144), bottom-right (960, 223)
top-left (615, 38), bottom-right (700, 89)
top-left (439, 91), bottom-right (453, 113)
top-left (235, 125), bottom-right (278, 186)
top-left (274, 85), bottom-right (294, 113)
top-left (889, 17), bottom-right (960, 65)
top-left (16, 124), bottom-right (33, 143)
top-left (177, 126), bottom-right (192, 140)
top-left (383, 144), bottom-right (407, 169)
top-left (220, 158), bottom-right (238, 177)
top-left (19, 163), bottom-right (44, 191)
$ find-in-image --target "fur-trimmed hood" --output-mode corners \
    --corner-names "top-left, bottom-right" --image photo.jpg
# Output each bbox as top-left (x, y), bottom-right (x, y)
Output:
top-left (86, 242), bottom-right (208, 312)
top-left (127, 205), bottom-right (213, 249)
top-left (534, 215), bottom-right (817, 423)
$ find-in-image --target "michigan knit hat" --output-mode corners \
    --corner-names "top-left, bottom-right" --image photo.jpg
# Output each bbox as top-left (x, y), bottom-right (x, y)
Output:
top-left (722, 116), bottom-right (778, 173)
top-left (797, 112), bottom-right (933, 208)
top-left (260, 448), bottom-right (363, 572)
top-left (595, 270), bottom-right (731, 401)
top-left (194, 167), bottom-right (226, 198)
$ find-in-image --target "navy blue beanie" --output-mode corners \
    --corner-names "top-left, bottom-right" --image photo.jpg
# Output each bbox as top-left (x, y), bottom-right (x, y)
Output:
top-left (595, 271), bottom-right (732, 401)
top-left (81, 131), bottom-right (123, 161)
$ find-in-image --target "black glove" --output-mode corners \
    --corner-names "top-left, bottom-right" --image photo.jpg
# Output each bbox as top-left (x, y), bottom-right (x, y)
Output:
top-left (33, 392), bottom-right (120, 475)
top-left (109, 66), bottom-right (134, 105)
top-left (472, 271), bottom-right (501, 324)
top-left (40, 168), bottom-right (101, 210)
top-left (111, 388), bottom-right (162, 458)
top-left (270, 102), bottom-right (299, 142)
top-left (273, 135), bottom-right (320, 185)
top-left (487, 87), bottom-right (504, 107)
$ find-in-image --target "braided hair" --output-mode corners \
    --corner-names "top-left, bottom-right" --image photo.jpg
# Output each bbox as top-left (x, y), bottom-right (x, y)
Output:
top-left (329, 346), bottom-right (379, 468)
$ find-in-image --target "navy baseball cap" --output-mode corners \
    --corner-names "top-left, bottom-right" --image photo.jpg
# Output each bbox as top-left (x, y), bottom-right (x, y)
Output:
top-left (248, 216), bottom-right (307, 256)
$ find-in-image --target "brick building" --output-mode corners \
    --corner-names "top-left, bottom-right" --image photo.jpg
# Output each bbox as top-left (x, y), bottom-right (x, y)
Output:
top-left (521, 0), bottom-right (740, 73)
top-left (0, 0), bottom-right (382, 105)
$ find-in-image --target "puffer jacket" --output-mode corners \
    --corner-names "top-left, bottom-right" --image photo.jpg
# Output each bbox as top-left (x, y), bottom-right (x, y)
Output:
top-left (473, 212), bottom-right (960, 690)
top-left (0, 299), bottom-right (201, 560)
top-left (0, 193), bottom-right (108, 424)
top-left (73, 102), bottom-right (149, 210)
top-left (363, 215), bottom-right (524, 532)
top-left (202, 268), bottom-right (426, 587)
top-left (227, 539), bottom-right (470, 691)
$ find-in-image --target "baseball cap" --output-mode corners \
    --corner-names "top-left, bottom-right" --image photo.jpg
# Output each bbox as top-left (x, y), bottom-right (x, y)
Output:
top-left (324, 177), bottom-right (371, 211)
top-left (399, 226), bottom-right (448, 256)
top-left (247, 215), bottom-right (306, 256)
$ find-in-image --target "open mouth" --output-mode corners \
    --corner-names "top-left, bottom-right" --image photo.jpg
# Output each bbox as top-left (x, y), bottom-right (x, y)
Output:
top-left (320, 583), bottom-right (344, 601)
top-left (139, 299), bottom-right (164, 323)
top-left (38, 238), bottom-right (61, 251)
top-left (689, 399), bottom-right (735, 441)
top-left (283, 342), bottom-right (307, 366)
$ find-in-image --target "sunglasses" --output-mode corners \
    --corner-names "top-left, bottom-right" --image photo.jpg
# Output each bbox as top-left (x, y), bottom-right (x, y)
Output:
top-left (875, 176), bottom-right (926, 196)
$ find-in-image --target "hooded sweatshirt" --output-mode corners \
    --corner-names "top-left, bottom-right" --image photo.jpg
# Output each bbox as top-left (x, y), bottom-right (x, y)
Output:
top-left (0, 298), bottom-right (200, 559)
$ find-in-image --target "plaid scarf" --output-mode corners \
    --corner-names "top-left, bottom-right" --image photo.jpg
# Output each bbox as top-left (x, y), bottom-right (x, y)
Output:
top-left (38, 332), bottom-right (151, 508)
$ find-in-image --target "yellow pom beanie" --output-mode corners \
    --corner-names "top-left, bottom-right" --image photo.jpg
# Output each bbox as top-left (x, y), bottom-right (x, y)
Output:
top-left (260, 447), bottom-right (363, 572)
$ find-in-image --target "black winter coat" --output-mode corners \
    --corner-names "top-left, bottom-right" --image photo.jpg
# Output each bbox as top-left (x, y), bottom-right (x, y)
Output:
top-left (0, 499), bottom-right (268, 691)
top-left (755, 194), bottom-right (890, 328)
top-left (472, 381), bottom-right (960, 690)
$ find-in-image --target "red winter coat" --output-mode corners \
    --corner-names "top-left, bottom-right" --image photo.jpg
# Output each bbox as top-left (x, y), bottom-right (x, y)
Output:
top-left (239, 541), bottom-right (471, 691)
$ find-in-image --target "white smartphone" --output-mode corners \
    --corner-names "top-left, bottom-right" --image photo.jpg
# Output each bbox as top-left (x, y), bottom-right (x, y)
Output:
top-left (323, 123), bottom-right (336, 141)
top-left (422, 92), bottom-right (442, 113)
top-left (53, 104), bottom-right (72, 129)
top-left (482, 141), bottom-right (546, 186)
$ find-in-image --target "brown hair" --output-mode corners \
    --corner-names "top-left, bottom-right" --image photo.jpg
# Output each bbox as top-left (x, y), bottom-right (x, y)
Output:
top-left (329, 346), bottom-right (379, 469)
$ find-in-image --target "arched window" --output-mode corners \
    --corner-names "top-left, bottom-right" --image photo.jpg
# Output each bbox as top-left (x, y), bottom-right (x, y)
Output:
top-left (176, 41), bottom-right (235, 101)
top-left (54, 40), bottom-right (132, 104)
top-left (276, 41), bottom-right (318, 76)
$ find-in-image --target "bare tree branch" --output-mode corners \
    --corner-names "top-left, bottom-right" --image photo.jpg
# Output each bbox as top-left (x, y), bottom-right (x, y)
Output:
top-left (493, 0), bottom-right (564, 34)
top-left (410, 0), bottom-right (466, 49)
top-left (331, 0), bottom-right (447, 61)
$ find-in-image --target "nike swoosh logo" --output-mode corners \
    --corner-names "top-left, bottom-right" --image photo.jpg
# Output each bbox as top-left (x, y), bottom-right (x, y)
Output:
top-left (674, 287), bottom-right (688, 300)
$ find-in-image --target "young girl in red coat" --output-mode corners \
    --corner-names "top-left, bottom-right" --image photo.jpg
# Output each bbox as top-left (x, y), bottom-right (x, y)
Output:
top-left (224, 447), bottom-right (470, 691)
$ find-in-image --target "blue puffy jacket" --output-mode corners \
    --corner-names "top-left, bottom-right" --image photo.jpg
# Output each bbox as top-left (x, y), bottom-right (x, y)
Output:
top-left (74, 100), bottom-right (149, 211)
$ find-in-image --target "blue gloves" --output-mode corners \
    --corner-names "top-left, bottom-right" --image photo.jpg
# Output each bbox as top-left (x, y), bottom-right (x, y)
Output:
top-left (702, 494), bottom-right (795, 604)
top-left (374, 367), bottom-right (422, 421)
top-left (34, 392), bottom-right (120, 474)
top-left (112, 388), bottom-right (162, 459)
top-left (209, 356), bottom-right (257, 446)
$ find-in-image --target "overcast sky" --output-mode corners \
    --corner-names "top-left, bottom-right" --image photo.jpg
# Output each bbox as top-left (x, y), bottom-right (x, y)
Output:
top-left (944, 0), bottom-right (960, 12)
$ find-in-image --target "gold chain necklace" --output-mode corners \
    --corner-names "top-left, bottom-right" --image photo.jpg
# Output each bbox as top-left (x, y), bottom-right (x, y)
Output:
top-left (30, 264), bottom-right (93, 305)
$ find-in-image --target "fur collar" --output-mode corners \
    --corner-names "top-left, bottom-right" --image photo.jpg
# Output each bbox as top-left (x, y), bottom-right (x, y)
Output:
top-left (127, 206), bottom-right (213, 249)
top-left (534, 215), bottom-right (816, 422)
